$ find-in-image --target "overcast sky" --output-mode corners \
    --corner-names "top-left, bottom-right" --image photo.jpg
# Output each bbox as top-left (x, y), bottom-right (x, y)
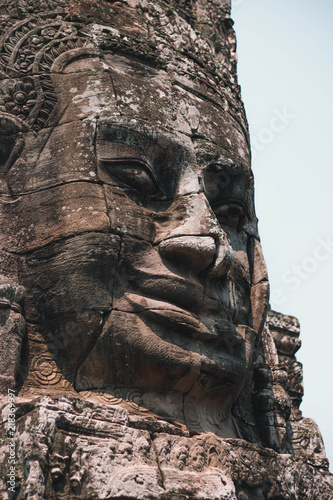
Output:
top-left (231, 0), bottom-right (333, 470)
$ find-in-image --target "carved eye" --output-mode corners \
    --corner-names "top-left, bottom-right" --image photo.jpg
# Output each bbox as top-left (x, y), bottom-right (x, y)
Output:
top-left (212, 202), bottom-right (248, 231)
top-left (203, 163), bottom-right (250, 232)
top-left (103, 159), bottom-right (160, 196)
top-left (204, 169), bottom-right (230, 200)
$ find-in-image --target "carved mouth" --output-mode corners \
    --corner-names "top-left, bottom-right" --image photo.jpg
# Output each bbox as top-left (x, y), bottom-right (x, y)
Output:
top-left (198, 357), bottom-right (247, 391)
top-left (115, 293), bottom-right (212, 340)
top-left (124, 270), bottom-right (205, 314)
top-left (113, 293), bottom-right (250, 387)
top-left (116, 293), bottom-right (242, 344)
top-left (198, 372), bottom-right (239, 392)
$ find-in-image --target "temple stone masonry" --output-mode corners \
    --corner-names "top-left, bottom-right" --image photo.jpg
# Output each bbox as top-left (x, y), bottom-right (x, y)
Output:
top-left (0, 1), bottom-right (332, 498)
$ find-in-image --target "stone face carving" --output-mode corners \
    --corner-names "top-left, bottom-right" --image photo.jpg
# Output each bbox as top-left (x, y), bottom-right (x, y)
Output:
top-left (0, 0), bottom-right (269, 436)
top-left (0, 1), bottom-right (332, 498)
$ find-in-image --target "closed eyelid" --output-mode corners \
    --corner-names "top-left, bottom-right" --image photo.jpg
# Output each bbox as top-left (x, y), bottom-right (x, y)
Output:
top-left (100, 157), bottom-right (149, 168)
top-left (202, 161), bottom-right (253, 191)
top-left (100, 158), bottom-right (158, 182)
top-left (100, 158), bottom-right (161, 196)
top-left (203, 165), bottom-right (251, 198)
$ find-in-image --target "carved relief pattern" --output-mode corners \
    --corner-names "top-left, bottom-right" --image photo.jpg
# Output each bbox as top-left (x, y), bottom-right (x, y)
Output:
top-left (0, 15), bottom-right (86, 129)
top-left (0, 1), bottom-right (247, 133)
top-left (264, 310), bottom-right (329, 469)
top-left (31, 354), bottom-right (62, 386)
top-left (1, 395), bottom-right (332, 499)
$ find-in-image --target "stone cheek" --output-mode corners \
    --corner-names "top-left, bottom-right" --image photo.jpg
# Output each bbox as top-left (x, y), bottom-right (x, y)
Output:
top-left (0, 183), bottom-right (110, 253)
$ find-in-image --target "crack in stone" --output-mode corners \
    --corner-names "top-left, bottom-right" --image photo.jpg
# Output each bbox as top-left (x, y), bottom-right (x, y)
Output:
top-left (151, 438), bottom-right (167, 491)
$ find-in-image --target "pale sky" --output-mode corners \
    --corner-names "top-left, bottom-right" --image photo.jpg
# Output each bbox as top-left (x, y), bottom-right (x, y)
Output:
top-left (232, 0), bottom-right (333, 469)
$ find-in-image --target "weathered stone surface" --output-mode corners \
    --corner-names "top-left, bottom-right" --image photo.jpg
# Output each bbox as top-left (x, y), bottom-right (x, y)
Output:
top-left (0, 183), bottom-right (110, 252)
top-left (1, 395), bottom-right (332, 500)
top-left (265, 309), bottom-right (329, 470)
top-left (7, 121), bottom-right (98, 194)
top-left (0, 0), bottom-right (331, 498)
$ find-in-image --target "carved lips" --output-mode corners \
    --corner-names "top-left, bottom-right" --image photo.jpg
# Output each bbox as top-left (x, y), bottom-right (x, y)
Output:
top-left (116, 293), bottom-right (250, 388)
top-left (121, 293), bottom-right (217, 341)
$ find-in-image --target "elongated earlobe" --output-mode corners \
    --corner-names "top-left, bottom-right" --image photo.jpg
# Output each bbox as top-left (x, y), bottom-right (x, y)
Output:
top-left (0, 114), bottom-right (27, 196)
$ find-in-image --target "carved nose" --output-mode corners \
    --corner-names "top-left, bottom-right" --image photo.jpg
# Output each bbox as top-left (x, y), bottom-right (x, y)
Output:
top-left (159, 236), bottom-right (216, 274)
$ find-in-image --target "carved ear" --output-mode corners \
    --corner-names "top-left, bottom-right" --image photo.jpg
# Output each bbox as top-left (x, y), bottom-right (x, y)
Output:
top-left (0, 113), bottom-right (27, 195)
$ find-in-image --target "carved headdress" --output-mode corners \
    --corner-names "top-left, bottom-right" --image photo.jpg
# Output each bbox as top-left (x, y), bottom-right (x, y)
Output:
top-left (0, 0), bottom-right (247, 137)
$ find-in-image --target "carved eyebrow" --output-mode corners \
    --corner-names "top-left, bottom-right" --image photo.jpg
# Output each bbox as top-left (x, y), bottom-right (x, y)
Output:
top-left (205, 159), bottom-right (253, 179)
top-left (96, 122), bottom-right (188, 161)
top-left (96, 141), bottom-right (148, 162)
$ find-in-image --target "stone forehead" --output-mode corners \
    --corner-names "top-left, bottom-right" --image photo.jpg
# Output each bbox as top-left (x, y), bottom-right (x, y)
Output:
top-left (49, 53), bottom-right (250, 166)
